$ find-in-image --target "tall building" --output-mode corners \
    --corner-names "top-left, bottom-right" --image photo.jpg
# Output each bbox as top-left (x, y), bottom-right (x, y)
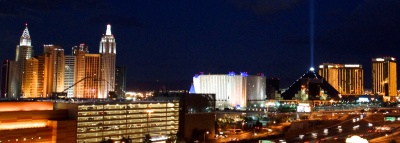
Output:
top-left (192, 72), bottom-right (266, 108)
top-left (73, 44), bottom-right (89, 98)
top-left (115, 66), bottom-right (127, 98)
top-left (22, 57), bottom-right (38, 98)
top-left (318, 63), bottom-right (364, 95)
top-left (1, 60), bottom-right (19, 98)
top-left (372, 57), bottom-right (397, 97)
top-left (99, 24), bottom-right (116, 98)
top-left (37, 55), bottom-right (46, 97)
top-left (43, 45), bottom-right (65, 96)
top-left (64, 55), bottom-right (75, 98)
top-left (83, 54), bottom-right (100, 98)
top-left (14, 24), bottom-right (34, 97)
top-left (266, 77), bottom-right (280, 99)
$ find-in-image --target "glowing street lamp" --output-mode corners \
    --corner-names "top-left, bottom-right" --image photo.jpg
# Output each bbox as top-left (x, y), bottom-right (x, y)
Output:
top-left (330, 99), bottom-right (334, 119)
top-left (204, 131), bottom-right (209, 143)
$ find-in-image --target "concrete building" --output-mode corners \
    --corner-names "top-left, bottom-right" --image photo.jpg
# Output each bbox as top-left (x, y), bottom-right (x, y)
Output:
top-left (0, 100), bottom-right (180, 143)
top-left (192, 72), bottom-right (266, 109)
top-left (318, 63), bottom-right (364, 96)
top-left (55, 101), bottom-right (179, 143)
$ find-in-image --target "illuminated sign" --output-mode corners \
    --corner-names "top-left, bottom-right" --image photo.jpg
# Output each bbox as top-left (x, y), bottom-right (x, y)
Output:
top-left (344, 64), bottom-right (360, 68)
top-left (259, 140), bottom-right (273, 143)
top-left (385, 117), bottom-right (396, 121)
top-left (297, 105), bottom-right (311, 112)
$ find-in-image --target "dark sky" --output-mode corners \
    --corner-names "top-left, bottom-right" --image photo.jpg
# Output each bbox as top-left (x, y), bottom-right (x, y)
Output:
top-left (1, 0), bottom-right (400, 91)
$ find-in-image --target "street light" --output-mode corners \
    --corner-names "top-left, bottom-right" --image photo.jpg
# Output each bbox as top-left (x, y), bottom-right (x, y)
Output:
top-left (330, 99), bottom-right (334, 120)
top-left (204, 131), bottom-right (209, 143)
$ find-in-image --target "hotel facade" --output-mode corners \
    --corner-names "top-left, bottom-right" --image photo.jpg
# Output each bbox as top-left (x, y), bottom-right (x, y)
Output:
top-left (318, 63), bottom-right (364, 96)
top-left (372, 57), bottom-right (397, 97)
top-left (192, 72), bottom-right (266, 108)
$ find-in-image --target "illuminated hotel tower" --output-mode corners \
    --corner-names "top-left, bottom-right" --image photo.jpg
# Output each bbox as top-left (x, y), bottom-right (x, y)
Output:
top-left (73, 44), bottom-right (88, 98)
top-left (64, 55), bottom-right (75, 98)
top-left (193, 72), bottom-right (266, 108)
top-left (43, 45), bottom-right (65, 96)
top-left (15, 24), bottom-right (34, 97)
top-left (22, 57), bottom-right (38, 97)
top-left (318, 63), bottom-right (364, 95)
top-left (84, 54), bottom-right (101, 98)
top-left (372, 57), bottom-right (397, 97)
top-left (99, 24), bottom-right (116, 98)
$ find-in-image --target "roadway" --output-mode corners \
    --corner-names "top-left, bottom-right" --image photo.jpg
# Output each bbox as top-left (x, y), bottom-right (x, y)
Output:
top-left (211, 107), bottom-right (400, 143)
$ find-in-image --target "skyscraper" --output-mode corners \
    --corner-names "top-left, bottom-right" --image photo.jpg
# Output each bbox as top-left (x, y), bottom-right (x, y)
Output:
top-left (37, 55), bottom-right (45, 97)
top-left (318, 63), bottom-right (364, 95)
top-left (372, 57), bottom-right (397, 97)
top-left (83, 54), bottom-right (100, 98)
top-left (99, 24), bottom-right (116, 98)
top-left (15, 24), bottom-right (34, 97)
top-left (64, 55), bottom-right (75, 98)
top-left (115, 66), bottom-right (127, 98)
top-left (73, 44), bottom-right (89, 98)
top-left (22, 57), bottom-right (38, 98)
top-left (43, 45), bottom-right (65, 96)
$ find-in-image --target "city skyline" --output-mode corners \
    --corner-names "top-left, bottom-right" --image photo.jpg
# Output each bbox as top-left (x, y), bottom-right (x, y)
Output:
top-left (1, 1), bottom-right (400, 91)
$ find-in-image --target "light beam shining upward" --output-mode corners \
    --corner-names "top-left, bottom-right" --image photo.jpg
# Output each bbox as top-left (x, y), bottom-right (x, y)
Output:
top-left (309, 0), bottom-right (315, 70)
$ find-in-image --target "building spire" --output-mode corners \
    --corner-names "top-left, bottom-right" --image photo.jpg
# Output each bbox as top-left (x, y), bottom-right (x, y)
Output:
top-left (106, 24), bottom-right (111, 35)
top-left (20, 23), bottom-right (31, 46)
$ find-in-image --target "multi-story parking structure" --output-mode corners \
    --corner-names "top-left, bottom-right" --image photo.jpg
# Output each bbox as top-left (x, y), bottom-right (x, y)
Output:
top-left (55, 101), bottom-right (179, 143)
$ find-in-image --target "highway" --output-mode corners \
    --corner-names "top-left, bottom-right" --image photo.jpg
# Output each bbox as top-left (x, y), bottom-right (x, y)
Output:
top-left (210, 108), bottom-right (400, 143)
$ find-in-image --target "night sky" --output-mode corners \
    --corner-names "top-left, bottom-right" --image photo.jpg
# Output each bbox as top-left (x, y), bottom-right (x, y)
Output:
top-left (1, 0), bottom-right (400, 91)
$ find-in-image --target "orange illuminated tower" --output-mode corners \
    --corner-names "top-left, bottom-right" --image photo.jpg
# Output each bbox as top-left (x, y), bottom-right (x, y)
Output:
top-left (318, 63), bottom-right (364, 96)
top-left (73, 44), bottom-right (88, 98)
top-left (99, 24), bottom-right (116, 98)
top-left (83, 54), bottom-right (101, 98)
top-left (22, 57), bottom-right (38, 98)
top-left (372, 57), bottom-right (397, 98)
top-left (43, 45), bottom-right (65, 96)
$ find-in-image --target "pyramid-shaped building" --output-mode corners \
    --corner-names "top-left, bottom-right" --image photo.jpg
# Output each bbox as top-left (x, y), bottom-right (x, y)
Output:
top-left (281, 69), bottom-right (340, 100)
